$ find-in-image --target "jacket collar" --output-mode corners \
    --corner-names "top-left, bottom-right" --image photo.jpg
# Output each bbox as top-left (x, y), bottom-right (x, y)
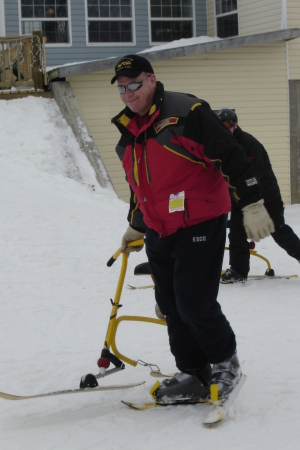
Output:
top-left (233, 125), bottom-right (242, 138)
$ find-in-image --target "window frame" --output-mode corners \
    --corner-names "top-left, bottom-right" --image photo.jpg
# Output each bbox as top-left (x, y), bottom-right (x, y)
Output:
top-left (148, 0), bottom-right (196, 46)
top-left (85, 0), bottom-right (136, 47)
top-left (214, 0), bottom-right (239, 38)
top-left (18, 0), bottom-right (73, 47)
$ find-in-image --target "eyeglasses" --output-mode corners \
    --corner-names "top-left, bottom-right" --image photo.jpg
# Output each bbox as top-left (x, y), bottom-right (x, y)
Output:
top-left (117, 75), bottom-right (151, 94)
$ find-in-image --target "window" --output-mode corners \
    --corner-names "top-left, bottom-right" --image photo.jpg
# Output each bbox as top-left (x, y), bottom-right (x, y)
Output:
top-left (87, 0), bottom-right (134, 44)
top-left (150, 0), bottom-right (194, 44)
top-left (215, 0), bottom-right (238, 38)
top-left (20, 0), bottom-right (70, 44)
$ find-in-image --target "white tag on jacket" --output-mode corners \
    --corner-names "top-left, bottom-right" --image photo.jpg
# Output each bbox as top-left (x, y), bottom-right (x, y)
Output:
top-left (169, 191), bottom-right (185, 213)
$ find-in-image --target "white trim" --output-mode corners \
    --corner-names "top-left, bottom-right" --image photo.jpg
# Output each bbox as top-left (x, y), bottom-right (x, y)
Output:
top-left (213, 0), bottom-right (217, 37)
top-left (281, 0), bottom-right (287, 30)
top-left (68, 0), bottom-right (73, 47)
top-left (192, 0), bottom-right (196, 37)
top-left (216, 10), bottom-right (238, 18)
top-left (215, 0), bottom-right (238, 17)
top-left (147, 0), bottom-right (151, 45)
top-left (0, 0), bottom-right (5, 36)
top-left (132, 0), bottom-right (136, 46)
top-left (18, 0), bottom-right (22, 34)
top-left (286, 38), bottom-right (290, 81)
top-left (205, 0), bottom-right (208, 35)
top-left (214, 0), bottom-right (239, 37)
top-left (148, 0), bottom-right (196, 45)
top-left (85, 0), bottom-right (136, 47)
top-left (18, 0), bottom-right (72, 46)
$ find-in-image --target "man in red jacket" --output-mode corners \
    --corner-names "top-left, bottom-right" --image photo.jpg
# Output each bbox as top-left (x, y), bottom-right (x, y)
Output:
top-left (111, 54), bottom-right (274, 402)
top-left (217, 108), bottom-right (300, 283)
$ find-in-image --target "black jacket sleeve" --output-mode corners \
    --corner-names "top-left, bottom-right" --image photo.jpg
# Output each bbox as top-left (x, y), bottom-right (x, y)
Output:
top-left (234, 128), bottom-right (282, 203)
top-left (183, 104), bottom-right (263, 209)
top-left (234, 128), bottom-right (265, 180)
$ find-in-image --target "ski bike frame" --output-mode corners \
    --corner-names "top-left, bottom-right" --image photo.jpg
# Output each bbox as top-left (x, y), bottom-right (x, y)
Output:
top-left (223, 247), bottom-right (274, 275)
top-left (94, 240), bottom-right (274, 382)
top-left (95, 239), bottom-right (167, 381)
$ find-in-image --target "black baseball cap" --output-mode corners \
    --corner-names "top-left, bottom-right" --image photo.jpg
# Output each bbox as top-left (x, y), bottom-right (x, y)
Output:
top-left (111, 54), bottom-right (154, 84)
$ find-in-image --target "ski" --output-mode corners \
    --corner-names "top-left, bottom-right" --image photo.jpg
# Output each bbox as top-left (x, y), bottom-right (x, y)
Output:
top-left (122, 376), bottom-right (246, 423)
top-left (121, 400), bottom-right (162, 410)
top-left (150, 371), bottom-right (177, 378)
top-left (122, 398), bottom-right (209, 411)
top-left (221, 274), bottom-right (297, 284)
top-left (0, 381), bottom-right (145, 401)
top-left (130, 274), bottom-right (298, 288)
top-left (127, 284), bottom-right (154, 290)
top-left (248, 274), bottom-right (298, 280)
top-left (203, 374), bottom-right (246, 426)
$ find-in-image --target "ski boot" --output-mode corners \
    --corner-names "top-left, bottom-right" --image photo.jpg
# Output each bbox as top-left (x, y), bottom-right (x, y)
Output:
top-left (210, 350), bottom-right (242, 399)
top-left (221, 267), bottom-right (246, 284)
top-left (152, 363), bottom-right (212, 404)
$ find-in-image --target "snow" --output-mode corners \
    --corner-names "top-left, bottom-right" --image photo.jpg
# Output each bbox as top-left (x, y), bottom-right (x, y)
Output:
top-left (138, 35), bottom-right (221, 53)
top-left (0, 96), bottom-right (300, 449)
top-left (47, 36), bottom-right (220, 72)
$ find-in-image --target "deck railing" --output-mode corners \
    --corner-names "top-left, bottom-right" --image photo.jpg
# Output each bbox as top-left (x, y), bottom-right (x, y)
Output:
top-left (0, 31), bottom-right (47, 91)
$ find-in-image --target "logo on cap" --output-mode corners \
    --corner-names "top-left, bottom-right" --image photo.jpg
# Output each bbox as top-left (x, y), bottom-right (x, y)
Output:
top-left (117, 60), bottom-right (132, 70)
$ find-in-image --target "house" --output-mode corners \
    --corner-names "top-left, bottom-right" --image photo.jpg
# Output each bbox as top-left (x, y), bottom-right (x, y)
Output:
top-left (2, 0), bottom-right (209, 67)
top-left (3, 1), bottom-right (300, 206)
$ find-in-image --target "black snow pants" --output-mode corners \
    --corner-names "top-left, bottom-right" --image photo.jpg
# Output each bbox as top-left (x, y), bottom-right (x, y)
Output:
top-left (229, 198), bottom-right (300, 277)
top-left (145, 215), bottom-right (236, 373)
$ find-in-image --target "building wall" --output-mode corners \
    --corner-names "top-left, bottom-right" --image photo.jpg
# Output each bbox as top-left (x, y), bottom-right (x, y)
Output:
top-left (0, 0), bottom-right (5, 36)
top-left (286, 2), bottom-right (300, 203)
top-left (239, 0), bottom-right (282, 35)
top-left (207, 0), bottom-right (283, 37)
top-left (3, 0), bottom-right (18, 36)
top-left (289, 80), bottom-right (300, 203)
top-left (206, 0), bottom-right (215, 37)
top-left (4, 0), bottom-right (208, 67)
top-left (287, 0), bottom-right (300, 80)
top-left (68, 41), bottom-right (290, 204)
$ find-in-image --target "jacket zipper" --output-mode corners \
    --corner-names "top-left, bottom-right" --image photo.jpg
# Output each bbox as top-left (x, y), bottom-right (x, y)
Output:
top-left (140, 130), bottom-right (165, 237)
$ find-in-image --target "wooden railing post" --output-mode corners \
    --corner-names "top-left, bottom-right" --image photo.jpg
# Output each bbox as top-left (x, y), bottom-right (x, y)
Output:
top-left (42, 36), bottom-right (48, 86)
top-left (8, 41), bottom-right (15, 87)
top-left (0, 33), bottom-right (46, 91)
top-left (0, 42), bottom-right (5, 83)
top-left (32, 30), bottom-right (44, 92)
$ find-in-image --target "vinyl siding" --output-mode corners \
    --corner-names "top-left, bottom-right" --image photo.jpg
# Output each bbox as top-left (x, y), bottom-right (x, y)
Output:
top-left (68, 41), bottom-right (290, 204)
top-left (239, 0), bottom-right (282, 36)
top-left (0, 0), bottom-right (5, 36)
top-left (207, 0), bottom-right (283, 38)
top-left (4, 0), bottom-right (19, 35)
top-left (4, 0), bottom-right (208, 67)
top-left (195, 1), bottom-right (208, 36)
top-left (206, 0), bottom-right (215, 37)
top-left (287, 0), bottom-right (300, 80)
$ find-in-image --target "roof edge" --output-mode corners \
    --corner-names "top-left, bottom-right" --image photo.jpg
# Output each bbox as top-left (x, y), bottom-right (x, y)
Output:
top-left (50, 28), bottom-right (300, 79)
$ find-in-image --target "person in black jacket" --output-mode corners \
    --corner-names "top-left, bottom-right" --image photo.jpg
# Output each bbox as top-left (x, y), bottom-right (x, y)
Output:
top-left (217, 108), bottom-right (300, 283)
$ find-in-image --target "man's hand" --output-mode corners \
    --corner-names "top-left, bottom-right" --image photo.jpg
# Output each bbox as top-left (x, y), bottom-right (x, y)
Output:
top-left (121, 225), bottom-right (145, 253)
top-left (242, 199), bottom-right (275, 242)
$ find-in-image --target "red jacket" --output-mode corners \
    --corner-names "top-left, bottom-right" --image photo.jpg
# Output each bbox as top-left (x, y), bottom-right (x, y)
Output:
top-left (112, 83), bottom-right (262, 237)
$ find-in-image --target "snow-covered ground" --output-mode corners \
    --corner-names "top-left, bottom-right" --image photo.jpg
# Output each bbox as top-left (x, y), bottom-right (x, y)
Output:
top-left (0, 97), bottom-right (300, 450)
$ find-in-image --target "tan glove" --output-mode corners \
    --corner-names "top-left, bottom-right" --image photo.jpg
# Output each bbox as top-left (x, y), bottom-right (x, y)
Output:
top-left (121, 225), bottom-right (145, 253)
top-left (242, 199), bottom-right (275, 242)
